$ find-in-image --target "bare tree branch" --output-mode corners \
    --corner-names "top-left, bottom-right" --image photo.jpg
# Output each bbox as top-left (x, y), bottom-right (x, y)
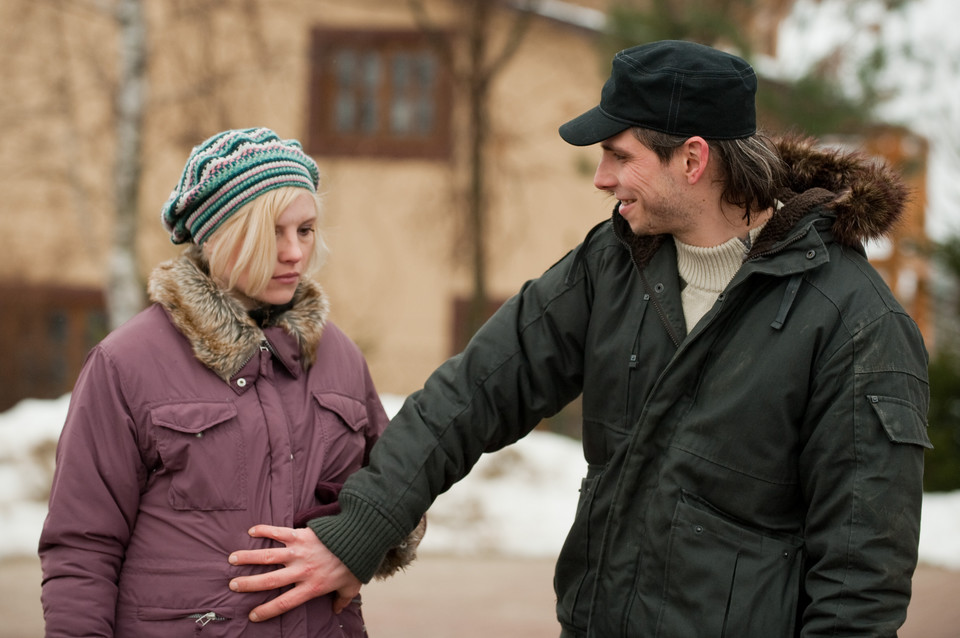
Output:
top-left (407, 0), bottom-right (455, 68)
top-left (485, 0), bottom-right (538, 80)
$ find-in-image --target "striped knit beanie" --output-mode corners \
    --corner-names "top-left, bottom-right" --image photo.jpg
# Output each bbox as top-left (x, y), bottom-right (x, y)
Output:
top-left (161, 127), bottom-right (320, 245)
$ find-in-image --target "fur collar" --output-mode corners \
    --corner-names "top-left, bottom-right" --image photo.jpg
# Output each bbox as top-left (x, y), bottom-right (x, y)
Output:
top-left (616, 134), bottom-right (909, 267)
top-left (147, 247), bottom-right (329, 382)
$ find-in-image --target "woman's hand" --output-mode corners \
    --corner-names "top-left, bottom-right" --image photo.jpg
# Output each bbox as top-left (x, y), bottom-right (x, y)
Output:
top-left (228, 525), bottom-right (362, 621)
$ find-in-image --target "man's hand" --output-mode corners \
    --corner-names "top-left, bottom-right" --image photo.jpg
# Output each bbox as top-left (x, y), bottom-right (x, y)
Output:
top-left (228, 525), bottom-right (362, 622)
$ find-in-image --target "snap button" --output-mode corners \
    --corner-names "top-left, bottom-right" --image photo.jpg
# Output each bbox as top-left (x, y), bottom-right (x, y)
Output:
top-left (237, 378), bottom-right (247, 387)
top-left (783, 551), bottom-right (790, 559)
top-left (654, 283), bottom-right (665, 293)
top-left (694, 525), bottom-right (703, 534)
top-left (195, 432), bottom-right (203, 438)
top-left (806, 250), bottom-right (816, 259)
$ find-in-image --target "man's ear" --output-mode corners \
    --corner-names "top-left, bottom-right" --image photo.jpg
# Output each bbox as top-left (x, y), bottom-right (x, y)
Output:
top-left (680, 136), bottom-right (710, 185)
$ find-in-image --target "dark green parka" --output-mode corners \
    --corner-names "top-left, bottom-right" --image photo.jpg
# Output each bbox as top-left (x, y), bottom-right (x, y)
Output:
top-left (311, 137), bottom-right (930, 637)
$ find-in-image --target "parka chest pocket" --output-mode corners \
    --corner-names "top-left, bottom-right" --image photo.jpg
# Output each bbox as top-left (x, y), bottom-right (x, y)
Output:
top-left (311, 392), bottom-right (368, 472)
top-left (151, 401), bottom-right (246, 511)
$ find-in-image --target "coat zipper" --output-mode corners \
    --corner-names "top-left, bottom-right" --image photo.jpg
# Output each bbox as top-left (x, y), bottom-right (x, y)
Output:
top-left (615, 231), bottom-right (682, 348)
top-left (190, 611), bottom-right (227, 626)
top-left (232, 338), bottom-right (274, 382)
top-left (744, 228), bottom-right (810, 263)
top-left (638, 270), bottom-right (681, 347)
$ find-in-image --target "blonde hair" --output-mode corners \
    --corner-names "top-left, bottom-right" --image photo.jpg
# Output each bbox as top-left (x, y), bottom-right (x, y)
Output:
top-left (203, 187), bottom-right (328, 298)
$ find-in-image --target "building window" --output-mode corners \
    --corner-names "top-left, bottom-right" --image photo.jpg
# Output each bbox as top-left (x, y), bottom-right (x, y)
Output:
top-left (308, 28), bottom-right (452, 159)
top-left (0, 285), bottom-right (106, 412)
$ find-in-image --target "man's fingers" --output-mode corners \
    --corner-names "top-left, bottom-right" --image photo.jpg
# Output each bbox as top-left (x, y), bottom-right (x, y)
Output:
top-left (226, 524), bottom-right (361, 619)
top-left (247, 524), bottom-right (298, 543)
top-left (332, 583), bottom-right (362, 614)
top-left (247, 588), bottom-right (314, 622)
top-left (332, 596), bottom-right (352, 615)
top-left (229, 547), bottom-right (293, 566)
top-left (230, 567), bottom-right (295, 594)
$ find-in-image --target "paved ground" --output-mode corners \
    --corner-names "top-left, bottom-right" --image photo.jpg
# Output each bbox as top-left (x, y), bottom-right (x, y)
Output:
top-left (6, 554), bottom-right (958, 637)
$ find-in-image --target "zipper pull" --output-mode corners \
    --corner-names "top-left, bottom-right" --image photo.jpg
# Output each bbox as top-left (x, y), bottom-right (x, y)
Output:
top-left (195, 611), bottom-right (218, 626)
top-left (260, 339), bottom-right (270, 352)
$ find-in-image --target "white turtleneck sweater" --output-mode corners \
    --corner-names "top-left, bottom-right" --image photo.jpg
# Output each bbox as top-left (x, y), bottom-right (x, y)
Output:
top-left (675, 224), bottom-right (765, 333)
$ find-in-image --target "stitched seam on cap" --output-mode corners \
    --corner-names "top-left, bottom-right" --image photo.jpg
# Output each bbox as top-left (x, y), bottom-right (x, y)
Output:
top-left (670, 73), bottom-right (684, 132)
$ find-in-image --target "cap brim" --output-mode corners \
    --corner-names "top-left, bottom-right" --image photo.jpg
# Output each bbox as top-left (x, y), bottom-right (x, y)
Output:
top-left (558, 106), bottom-right (632, 146)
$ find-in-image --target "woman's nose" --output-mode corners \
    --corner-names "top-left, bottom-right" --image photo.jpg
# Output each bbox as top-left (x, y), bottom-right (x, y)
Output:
top-left (277, 233), bottom-right (303, 263)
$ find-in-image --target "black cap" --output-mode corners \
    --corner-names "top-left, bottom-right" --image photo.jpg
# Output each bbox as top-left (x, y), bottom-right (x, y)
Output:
top-left (559, 40), bottom-right (757, 146)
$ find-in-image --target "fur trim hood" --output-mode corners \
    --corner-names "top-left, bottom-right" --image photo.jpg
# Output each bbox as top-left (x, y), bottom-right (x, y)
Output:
top-left (616, 135), bottom-right (910, 266)
top-left (147, 246), bottom-right (329, 382)
top-left (758, 135), bottom-right (908, 252)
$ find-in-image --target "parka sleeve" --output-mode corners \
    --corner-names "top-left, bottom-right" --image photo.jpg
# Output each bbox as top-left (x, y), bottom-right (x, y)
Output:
top-left (309, 238), bottom-right (597, 582)
top-left (39, 346), bottom-right (147, 637)
top-left (798, 309), bottom-right (930, 637)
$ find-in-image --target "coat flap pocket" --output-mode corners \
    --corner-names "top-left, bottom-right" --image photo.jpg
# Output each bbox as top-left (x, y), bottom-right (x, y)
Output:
top-left (312, 391), bottom-right (368, 432)
top-left (150, 401), bottom-right (238, 434)
top-left (867, 395), bottom-right (933, 449)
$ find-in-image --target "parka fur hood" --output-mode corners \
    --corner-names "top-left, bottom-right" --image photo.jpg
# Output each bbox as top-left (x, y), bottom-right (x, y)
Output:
top-left (147, 246), bottom-right (329, 382)
top-left (617, 135), bottom-right (910, 266)
top-left (762, 135), bottom-right (908, 250)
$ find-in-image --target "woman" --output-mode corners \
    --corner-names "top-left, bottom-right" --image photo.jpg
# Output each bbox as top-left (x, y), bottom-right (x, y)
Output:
top-left (39, 128), bottom-right (420, 637)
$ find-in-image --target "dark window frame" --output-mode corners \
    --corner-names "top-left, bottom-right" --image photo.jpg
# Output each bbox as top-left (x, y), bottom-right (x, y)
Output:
top-left (307, 28), bottom-right (453, 160)
top-left (0, 284), bottom-right (106, 411)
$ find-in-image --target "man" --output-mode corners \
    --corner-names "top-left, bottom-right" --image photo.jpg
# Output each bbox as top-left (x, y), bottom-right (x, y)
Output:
top-left (229, 40), bottom-right (930, 636)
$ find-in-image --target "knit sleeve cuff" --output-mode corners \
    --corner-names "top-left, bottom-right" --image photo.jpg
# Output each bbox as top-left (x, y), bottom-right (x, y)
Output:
top-left (306, 490), bottom-right (407, 583)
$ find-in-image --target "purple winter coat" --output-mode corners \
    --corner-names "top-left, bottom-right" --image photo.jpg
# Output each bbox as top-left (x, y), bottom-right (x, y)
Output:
top-left (39, 251), bottom-right (389, 637)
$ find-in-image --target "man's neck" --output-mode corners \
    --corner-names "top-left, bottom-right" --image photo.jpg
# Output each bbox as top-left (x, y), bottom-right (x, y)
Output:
top-left (675, 205), bottom-right (773, 248)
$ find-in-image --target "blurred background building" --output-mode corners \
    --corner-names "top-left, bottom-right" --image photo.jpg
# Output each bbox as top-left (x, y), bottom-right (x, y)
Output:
top-left (0, 0), bottom-right (936, 413)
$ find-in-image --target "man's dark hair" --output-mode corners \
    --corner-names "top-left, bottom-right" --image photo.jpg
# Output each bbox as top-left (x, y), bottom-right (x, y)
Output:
top-left (632, 128), bottom-right (786, 223)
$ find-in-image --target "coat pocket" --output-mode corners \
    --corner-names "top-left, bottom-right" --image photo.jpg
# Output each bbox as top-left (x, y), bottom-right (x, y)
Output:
top-left (151, 401), bottom-right (246, 511)
top-left (867, 394), bottom-right (933, 449)
top-left (656, 492), bottom-right (803, 638)
top-left (125, 606), bottom-right (241, 637)
top-left (555, 465), bottom-right (605, 632)
top-left (311, 391), bottom-right (369, 474)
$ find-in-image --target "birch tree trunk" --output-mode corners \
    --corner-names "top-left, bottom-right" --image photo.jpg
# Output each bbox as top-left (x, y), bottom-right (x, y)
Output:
top-left (108, 0), bottom-right (146, 330)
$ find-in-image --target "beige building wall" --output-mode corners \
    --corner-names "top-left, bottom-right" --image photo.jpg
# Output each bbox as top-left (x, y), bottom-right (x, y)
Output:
top-left (0, 0), bottom-right (610, 397)
top-left (3, 1), bottom-right (931, 407)
top-left (310, 6), bottom-right (611, 394)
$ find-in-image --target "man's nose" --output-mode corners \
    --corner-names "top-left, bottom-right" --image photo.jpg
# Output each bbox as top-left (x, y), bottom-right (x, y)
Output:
top-left (593, 157), bottom-right (615, 191)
